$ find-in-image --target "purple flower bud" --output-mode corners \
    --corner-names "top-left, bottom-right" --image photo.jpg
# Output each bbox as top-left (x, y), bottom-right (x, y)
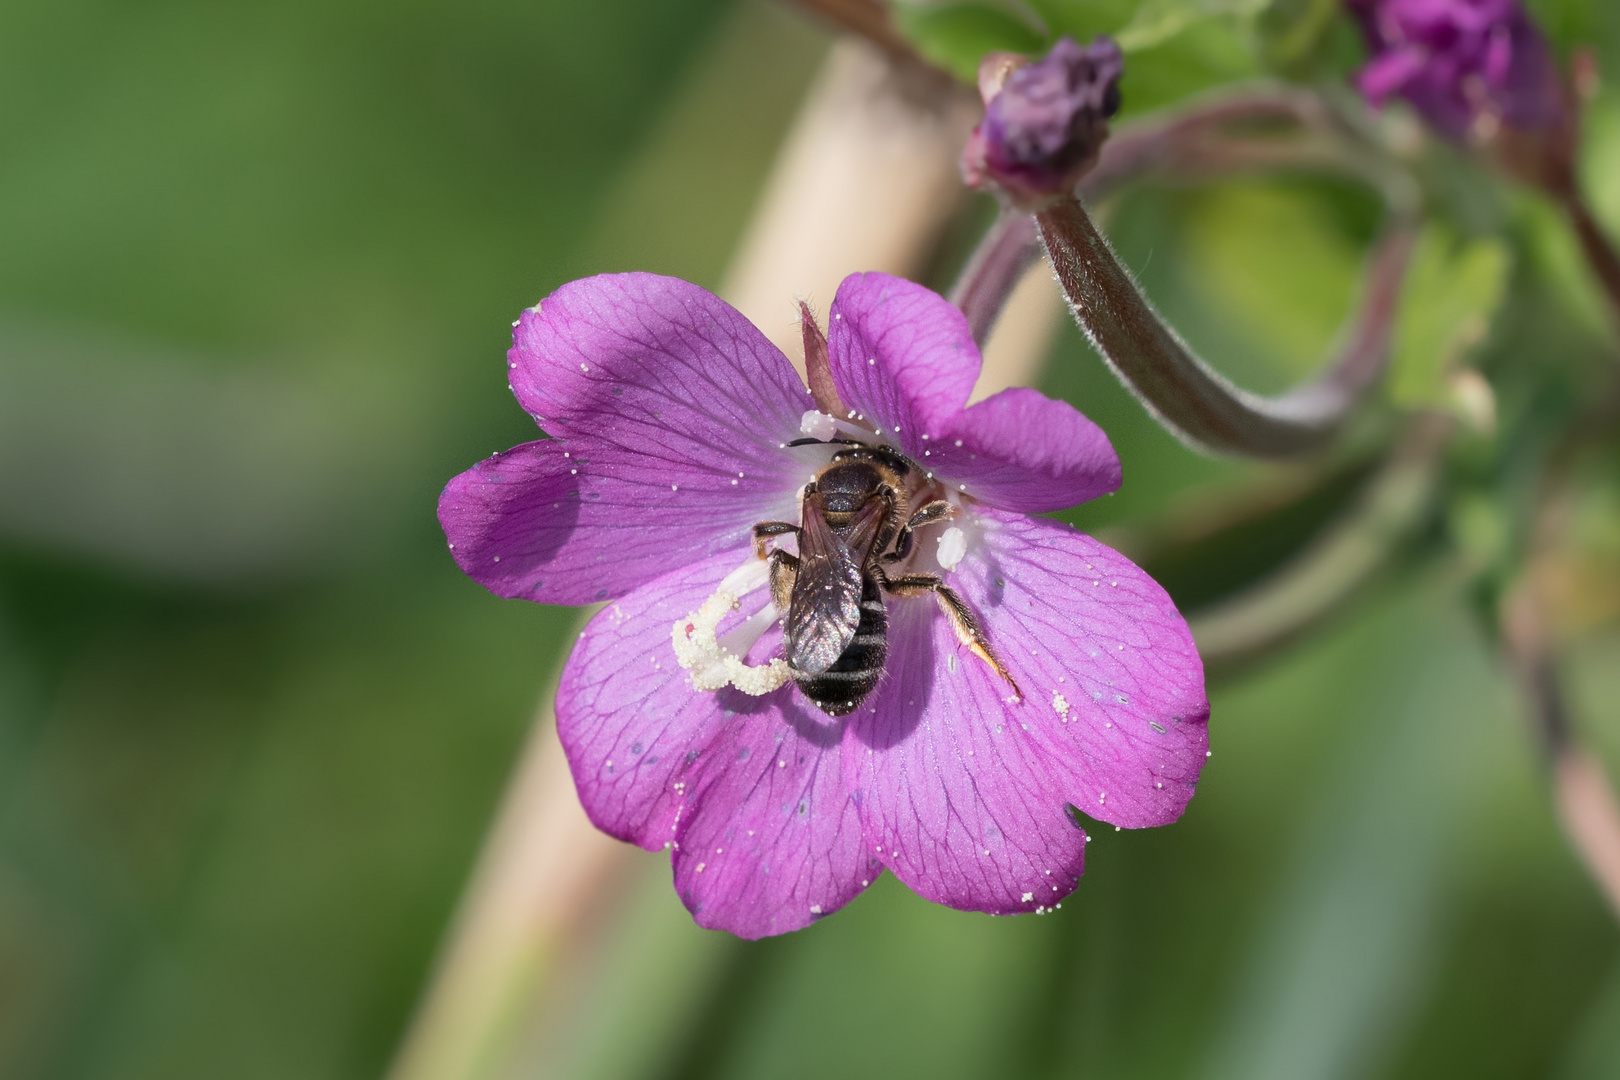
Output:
top-left (1346, 0), bottom-right (1567, 142)
top-left (962, 36), bottom-right (1123, 208)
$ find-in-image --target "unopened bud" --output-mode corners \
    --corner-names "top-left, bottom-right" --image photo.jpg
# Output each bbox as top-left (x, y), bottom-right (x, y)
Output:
top-left (962, 36), bottom-right (1123, 209)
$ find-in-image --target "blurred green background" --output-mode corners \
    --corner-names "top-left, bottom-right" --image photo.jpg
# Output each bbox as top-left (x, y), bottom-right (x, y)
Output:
top-left (2, 0), bottom-right (1619, 1078)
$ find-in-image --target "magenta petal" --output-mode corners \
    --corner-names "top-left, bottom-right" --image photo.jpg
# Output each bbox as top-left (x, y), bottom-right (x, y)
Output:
top-left (556, 548), bottom-right (759, 850)
top-left (828, 273), bottom-right (1119, 513)
top-left (439, 440), bottom-right (799, 605)
top-left (924, 388), bottom-right (1120, 513)
top-left (556, 547), bottom-right (881, 937)
top-left (845, 509), bottom-right (1207, 913)
top-left (671, 706), bottom-right (882, 939)
top-left (966, 509), bottom-right (1209, 826)
top-left (1357, 48), bottom-right (1428, 103)
top-left (843, 598), bottom-right (1089, 914)
top-left (825, 272), bottom-right (980, 442)
top-left (509, 271), bottom-right (815, 457)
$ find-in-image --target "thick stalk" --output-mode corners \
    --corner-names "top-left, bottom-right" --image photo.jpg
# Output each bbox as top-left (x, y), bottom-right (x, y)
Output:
top-left (951, 86), bottom-right (1408, 358)
top-left (1039, 195), bottom-right (1418, 457)
top-left (947, 85), bottom-right (1419, 457)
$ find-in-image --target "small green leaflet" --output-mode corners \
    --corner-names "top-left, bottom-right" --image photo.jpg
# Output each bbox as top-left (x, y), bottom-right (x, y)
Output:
top-left (1111, 0), bottom-right (1272, 52)
top-left (1389, 224), bottom-right (1510, 410)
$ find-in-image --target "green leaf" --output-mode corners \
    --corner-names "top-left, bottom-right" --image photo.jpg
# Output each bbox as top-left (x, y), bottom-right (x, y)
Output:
top-left (1256, 0), bottom-right (1350, 76)
top-left (1389, 224), bottom-right (1511, 410)
top-left (888, 1), bottom-right (1046, 83)
top-left (1113, 0), bottom-right (1273, 53)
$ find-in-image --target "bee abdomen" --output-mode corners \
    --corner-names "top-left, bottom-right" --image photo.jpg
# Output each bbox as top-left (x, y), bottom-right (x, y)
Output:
top-left (799, 580), bottom-right (888, 716)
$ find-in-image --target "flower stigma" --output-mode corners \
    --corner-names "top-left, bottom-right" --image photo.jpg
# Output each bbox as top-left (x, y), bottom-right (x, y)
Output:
top-left (672, 555), bottom-right (792, 695)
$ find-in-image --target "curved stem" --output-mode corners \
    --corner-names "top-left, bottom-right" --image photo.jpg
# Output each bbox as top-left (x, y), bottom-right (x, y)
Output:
top-left (1499, 409), bottom-right (1620, 921)
top-left (1560, 189), bottom-right (1620, 331)
top-left (949, 210), bottom-right (1041, 346)
top-left (1082, 84), bottom-right (1420, 211)
top-left (1038, 196), bottom-right (1418, 456)
top-left (1503, 576), bottom-right (1620, 920)
top-left (782, 0), bottom-right (954, 90)
top-left (947, 85), bottom-right (1420, 457)
top-left (1187, 412), bottom-right (1450, 667)
top-left (950, 86), bottom-right (1418, 366)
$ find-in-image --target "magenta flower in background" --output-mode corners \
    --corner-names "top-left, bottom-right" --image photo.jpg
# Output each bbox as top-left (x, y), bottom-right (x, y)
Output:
top-left (1346, 0), bottom-right (1566, 141)
top-left (439, 271), bottom-right (1209, 938)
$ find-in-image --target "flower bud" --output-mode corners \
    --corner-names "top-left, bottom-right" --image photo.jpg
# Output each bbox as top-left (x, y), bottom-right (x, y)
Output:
top-left (962, 36), bottom-right (1123, 209)
top-left (1346, 0), bottom-right (1567, 144)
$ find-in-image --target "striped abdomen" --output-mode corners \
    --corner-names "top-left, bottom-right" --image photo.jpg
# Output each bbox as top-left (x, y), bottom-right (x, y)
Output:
top-left (797, 575), bottom-right (887, 716)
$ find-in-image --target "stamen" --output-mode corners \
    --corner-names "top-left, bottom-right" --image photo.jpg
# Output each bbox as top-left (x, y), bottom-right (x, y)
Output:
top-left (800, 410), bottom-right (877, 443)
top-left (936, 526), bottom-right (967, 572)
top-left (718, 556), bottom-right (769, 597)
top-left (671, 561), bottom-right (791, 696)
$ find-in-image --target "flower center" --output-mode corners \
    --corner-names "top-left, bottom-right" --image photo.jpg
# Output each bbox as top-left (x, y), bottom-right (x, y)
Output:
top-left (672, 419), bottom-right (978, 697)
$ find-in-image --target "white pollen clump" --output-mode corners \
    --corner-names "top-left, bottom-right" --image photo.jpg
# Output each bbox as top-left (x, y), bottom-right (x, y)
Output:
top-left (800, 409), bottom-right (839, 441)
top-left (1053, 692), bottom-right (1070, 720)
top-left (810, 903), bottom-right (823, 914)
top-left (671, 591), bottom-right (792, 696)
top-left (1021, 892), bottom-right (1034, 903)
top-left (936, 526), bottom-right (967, 571)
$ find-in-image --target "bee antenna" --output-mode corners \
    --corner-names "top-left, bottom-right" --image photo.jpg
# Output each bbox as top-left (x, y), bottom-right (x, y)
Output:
top-left (786, 436), bottom-right (864, 448)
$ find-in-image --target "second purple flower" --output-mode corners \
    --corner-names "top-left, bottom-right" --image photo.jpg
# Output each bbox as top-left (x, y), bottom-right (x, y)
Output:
top-left (1347, 0), bottom-right (1566, 141)
top-left (439, 271), bottom-right (1209, 938)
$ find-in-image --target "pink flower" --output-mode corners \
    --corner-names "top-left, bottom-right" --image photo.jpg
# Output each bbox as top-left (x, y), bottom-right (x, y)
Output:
top-left (439, 271), bottom-right (1209, 938)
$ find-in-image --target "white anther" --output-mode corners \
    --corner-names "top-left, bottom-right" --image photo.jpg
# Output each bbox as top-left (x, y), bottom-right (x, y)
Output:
top-left (671, 558), bottom-right (790, 697)
top-left (936, 526), bottom-right (967, 572)
top-left (800, 410), bottom-right (839, 441)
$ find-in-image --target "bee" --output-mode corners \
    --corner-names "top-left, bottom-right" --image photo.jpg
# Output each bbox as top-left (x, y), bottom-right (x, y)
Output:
top-left (751, 440), bottom-right (1017, 716)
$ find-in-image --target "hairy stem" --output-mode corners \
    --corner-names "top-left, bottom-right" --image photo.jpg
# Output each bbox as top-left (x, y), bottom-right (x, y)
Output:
top-left (1079, 85), bottom-right (1377, 203)
top-left (951, 86), bottom-right (1417, 369)
top-left (949, 211), bottom-right (1040, 346)
top-left (1039, 195), bottom-right (1418, 456)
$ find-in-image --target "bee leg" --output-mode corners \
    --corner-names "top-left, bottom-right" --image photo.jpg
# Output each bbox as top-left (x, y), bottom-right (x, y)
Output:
top-left (767, 550), bottom-right (799, 614)
top-left (752, 520), bottom-right (800, 560)
top-left (877, 570), bottom-right (1020, 697)
top-left (884, 500), bottom-right (956, 563)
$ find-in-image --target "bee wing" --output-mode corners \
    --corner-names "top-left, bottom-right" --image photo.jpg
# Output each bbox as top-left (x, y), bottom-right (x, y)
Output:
top-left (784, 498), bottom-right (883, 677)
